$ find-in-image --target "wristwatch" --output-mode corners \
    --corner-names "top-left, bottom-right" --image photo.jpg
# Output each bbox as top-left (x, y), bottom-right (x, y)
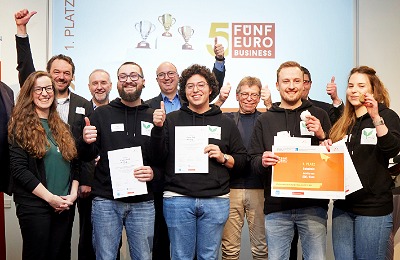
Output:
top-left (373, 117), bottom-right (385, 127)
top-left (222, 154), bottom-right (229, 165)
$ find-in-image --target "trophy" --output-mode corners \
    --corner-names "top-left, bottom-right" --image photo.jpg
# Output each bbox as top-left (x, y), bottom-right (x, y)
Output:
top-left (158, 13), bottom-right (176, 37)
top-left (135, 20), bottom-right (156, 49)
top-left (178, 26), bottom-right (195, 50)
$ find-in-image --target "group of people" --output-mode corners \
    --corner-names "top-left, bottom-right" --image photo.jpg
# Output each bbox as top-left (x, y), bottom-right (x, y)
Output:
top-left (1, 7), bottom-right (400, 260)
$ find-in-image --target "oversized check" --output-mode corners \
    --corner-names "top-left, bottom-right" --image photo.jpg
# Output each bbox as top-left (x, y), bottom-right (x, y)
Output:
top-left (272, 145), bottom-right (345, 199)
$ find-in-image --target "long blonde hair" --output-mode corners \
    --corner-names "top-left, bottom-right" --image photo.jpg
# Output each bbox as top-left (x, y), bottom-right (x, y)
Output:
top-left (8, 71), bottom-right (77, 160)
top-left (329, 66), bottom-right (390, 142)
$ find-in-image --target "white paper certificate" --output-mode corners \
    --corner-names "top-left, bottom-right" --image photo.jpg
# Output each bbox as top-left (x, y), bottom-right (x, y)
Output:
top-left (175, 126), bottom-right (209, 174)
top-left (107, 147), bottom-right (148, 199)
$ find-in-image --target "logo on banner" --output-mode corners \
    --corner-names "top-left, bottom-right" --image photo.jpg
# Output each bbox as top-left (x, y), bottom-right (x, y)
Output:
top-left (232, 23), bottom-right (275, 58)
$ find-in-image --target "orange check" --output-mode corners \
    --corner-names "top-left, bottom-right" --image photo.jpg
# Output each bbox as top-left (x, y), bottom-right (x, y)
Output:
top-left (272, 145), bottom-right (345, 199)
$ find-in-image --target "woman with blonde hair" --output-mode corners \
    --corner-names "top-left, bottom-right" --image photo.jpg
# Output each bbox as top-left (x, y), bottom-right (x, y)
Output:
top-left (322, 66), bottom-right (400, 259)
top-left (9, 71), bottom-right (78, 260)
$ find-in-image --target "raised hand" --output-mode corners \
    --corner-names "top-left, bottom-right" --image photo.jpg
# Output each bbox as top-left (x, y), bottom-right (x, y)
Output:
top-left (83, 117), bottom-right (97, 144)
top-left (153, 101), bottom-right (166, 127)
top-left (15, 9), bottom-right (37, 35)
top-left (214, 37), bottom-right (224, 60)
top-left (326, 76), bottom-right (341, 105)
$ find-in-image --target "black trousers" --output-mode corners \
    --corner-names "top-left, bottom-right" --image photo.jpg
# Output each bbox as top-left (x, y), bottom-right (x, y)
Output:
top-left (152, 191), bottom-right (171, 260)
top-left (77, 196), bottom-right (96, 260)
top-left (16, 203), bottom-right (75, 260)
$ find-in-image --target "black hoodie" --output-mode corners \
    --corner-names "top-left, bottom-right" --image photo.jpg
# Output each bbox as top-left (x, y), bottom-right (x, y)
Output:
top-left (79, 98), bottom-right (154, 203)
top-left (151, 104), bottom-right (247, 197)
top-left (334, 104), bottom-right (400, 216)
top-left (249, 99), bottom-right (332, 215)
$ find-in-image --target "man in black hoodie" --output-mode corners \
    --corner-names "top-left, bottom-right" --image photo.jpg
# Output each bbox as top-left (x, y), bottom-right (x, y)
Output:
top-left (80, 62), bottom-right (155, 260)
top-left (249, 61), bottom-right (331, 260)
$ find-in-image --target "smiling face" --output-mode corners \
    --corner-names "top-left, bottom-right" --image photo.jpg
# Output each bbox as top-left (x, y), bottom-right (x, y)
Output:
top-left (33, 76), bottom-right (55, 118)
top-left (88, 70), bottom-right (112, 106)
top-left (156, 62), bottom-right (179, 98)
top-left (48, 59), bottom-right (73, 96)
top-left (276, 66), bottom-right (304, 109)
top-left (117, 63), bottom-right (145, 105)
top-left (346, 72), bottom-right (372, 108)
top-left (185, 74), bottom-right (212, 114)
top-left (236, 84), bottom-right (261, 114)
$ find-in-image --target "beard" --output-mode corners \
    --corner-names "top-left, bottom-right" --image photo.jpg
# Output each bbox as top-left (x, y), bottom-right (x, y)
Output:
top-left (118, 84), bottom-right (142, 102)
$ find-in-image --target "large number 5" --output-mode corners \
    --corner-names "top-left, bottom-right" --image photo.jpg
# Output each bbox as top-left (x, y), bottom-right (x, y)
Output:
top-left (207, 23), bottom-right (229, 57)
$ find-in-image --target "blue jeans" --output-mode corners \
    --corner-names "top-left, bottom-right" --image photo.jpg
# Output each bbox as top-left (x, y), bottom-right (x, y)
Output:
top-left (265, 207), bottom-right (327, 260)
top-left (91, 197), bottom-right (154, 260)
top-left (332, 207), bottom-right (392, 260)
top-left (163, 196), bottom-right (230, 260)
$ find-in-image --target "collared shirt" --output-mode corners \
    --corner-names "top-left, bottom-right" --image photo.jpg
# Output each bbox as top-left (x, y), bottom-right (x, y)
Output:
top-left (57, 92), bottom-right (71, 124)
top-left (214, 61), bottom-right (225, 72)
top-left (161, 92), bottom-right (181, 114)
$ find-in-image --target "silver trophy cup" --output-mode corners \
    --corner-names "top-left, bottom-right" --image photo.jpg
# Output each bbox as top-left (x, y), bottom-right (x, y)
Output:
top-left (178, 26), bottom-right (195, 50)
top-left (135, 20), bottom-right (156, 49)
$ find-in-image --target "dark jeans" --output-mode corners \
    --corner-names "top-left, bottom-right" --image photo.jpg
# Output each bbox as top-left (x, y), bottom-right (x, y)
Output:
top-left (16, 203), bottom-right (75, 260)
top-left (152, 191), bottom-right (170, 260)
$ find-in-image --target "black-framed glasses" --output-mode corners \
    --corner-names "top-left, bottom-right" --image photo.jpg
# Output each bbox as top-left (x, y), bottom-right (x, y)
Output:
top-left (303, 80), bottom-right (312, 84)
top-left (186, 81), bottom-right (208, 91)
top-left (33, 85), bottom-right (54, 95)
top-left (118, 73), bottom-right (143, 82)
top-left (239, 92), bottom-right (260, 99)
top-left (157, 71), bottom-right (177, 79)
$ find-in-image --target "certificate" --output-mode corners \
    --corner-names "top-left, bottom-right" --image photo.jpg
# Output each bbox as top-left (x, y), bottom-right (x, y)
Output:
top-left (272, 145), bottom-right (345, 199)
top-left (107, 147), bottom-right (148, 199)
top-left (175, 126), bottom-right (209, 174)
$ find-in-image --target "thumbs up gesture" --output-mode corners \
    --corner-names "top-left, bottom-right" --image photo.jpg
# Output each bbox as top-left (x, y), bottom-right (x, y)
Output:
top-left (261, 84), bottom-right (272, 109)
top-left (214, 37), bottom-right (224, 60)
top-left (83, 117), bottom-right (97, 144)
top-left (326, 76), bottom-right (341, 105)
top-left (153, 101), bottom-right (166, 127)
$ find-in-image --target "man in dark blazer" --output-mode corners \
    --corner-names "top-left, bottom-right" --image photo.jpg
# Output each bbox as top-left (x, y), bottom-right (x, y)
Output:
top-left (15, 9), bottom-right (94, 260)
top-left (0, 81), bottom-right (14, 195)
top-left (146, 42), bottom-right (226, 260)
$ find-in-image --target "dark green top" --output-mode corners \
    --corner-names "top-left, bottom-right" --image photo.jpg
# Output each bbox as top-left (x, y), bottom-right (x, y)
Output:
top-left (41, 119), bottom-right (70, 196)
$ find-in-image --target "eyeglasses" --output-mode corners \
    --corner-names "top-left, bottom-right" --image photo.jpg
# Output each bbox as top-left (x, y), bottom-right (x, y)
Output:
top-left (157, 71), bottom-right (177, 79)
top-left (118, 73), bottom-right (143, 82)
top-left (239, 92), bottom-right (260, 99)
top-left (186, 81), bottom-right (208, 91)
top-left (33, 85), bottom-right (54, 95)
top-left (303, 80), bottom-right (312, 84)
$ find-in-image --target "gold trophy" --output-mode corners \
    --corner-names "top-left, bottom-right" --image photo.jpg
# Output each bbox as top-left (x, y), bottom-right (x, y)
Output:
top-left (135, 20), bottom-right (156, 49)
top-left (158, 13), bottom-right (176, 37)
top-left (178, 26), bottom-right (195, 50)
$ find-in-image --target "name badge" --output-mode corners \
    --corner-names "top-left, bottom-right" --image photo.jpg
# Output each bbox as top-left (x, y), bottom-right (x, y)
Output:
top-left (208, 125), bottom-right (221, 140)
top-left (141, 121), bottom-right (154, 136)
top-left (111, 123), bottom-right (125, 132)
top-left (75, 106), bottom-right (86, 115)
top-left (360, 128), bottom-right (377, 145)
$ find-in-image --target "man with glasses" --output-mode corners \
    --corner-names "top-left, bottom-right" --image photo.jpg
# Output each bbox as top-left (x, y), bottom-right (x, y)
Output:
top-left (80, 61), bottom-right (156, 259)
top-left (220, 77), bottom-right (268, 260)
top-left (15, 9), bottom-right (94, 260)
top-left (146, 41), bottom-right (226, 260)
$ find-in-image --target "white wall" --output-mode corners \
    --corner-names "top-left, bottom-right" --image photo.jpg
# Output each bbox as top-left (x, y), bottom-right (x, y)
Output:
top-left (2, 0), bottom-right (400, 259)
